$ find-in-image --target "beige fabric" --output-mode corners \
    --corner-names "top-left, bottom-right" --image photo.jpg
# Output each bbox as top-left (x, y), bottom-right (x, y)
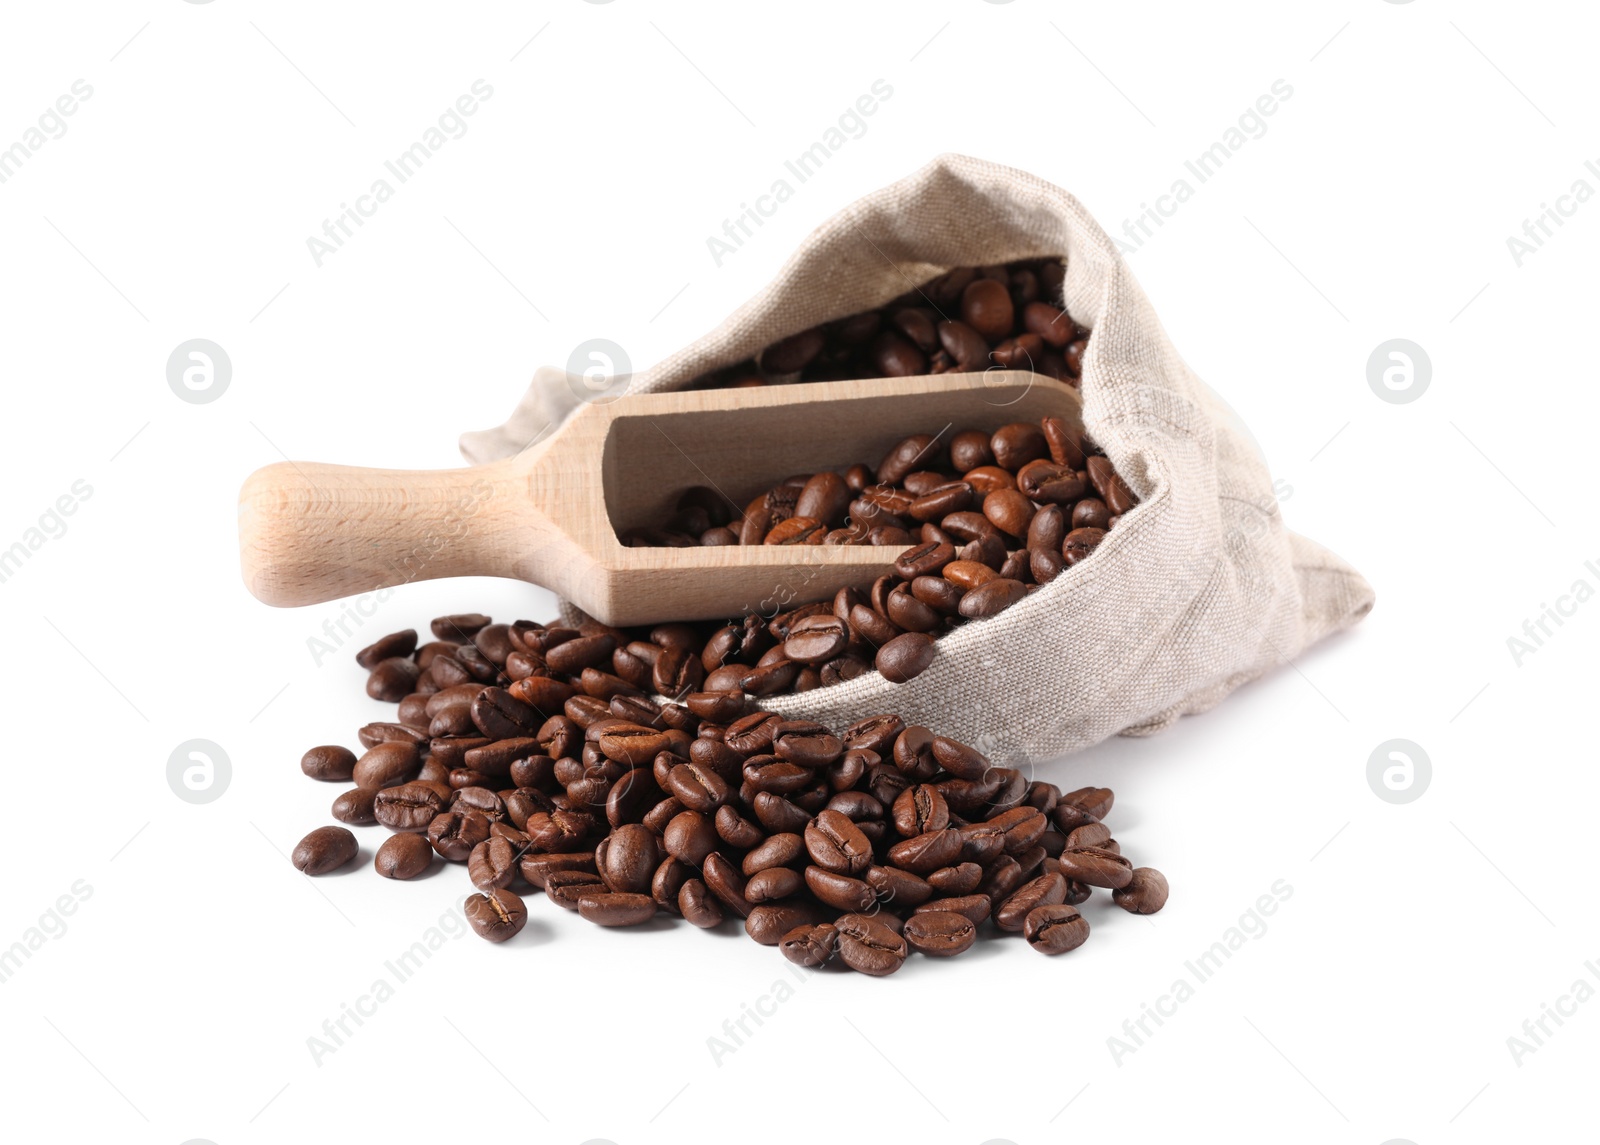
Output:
top-left (461, 154), bottom-right (1374, 765)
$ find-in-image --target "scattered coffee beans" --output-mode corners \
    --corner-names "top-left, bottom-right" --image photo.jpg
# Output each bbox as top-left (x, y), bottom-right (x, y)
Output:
top-left (294, 618), bottom-right (1169, 975)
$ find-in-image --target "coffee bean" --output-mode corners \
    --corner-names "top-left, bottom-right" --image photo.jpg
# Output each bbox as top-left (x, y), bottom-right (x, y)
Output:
top-left (926, 862), bottom-right (983, 896)
top-left (465, 889), bottom-right (527, 942)
top-left (545, 869), bottom-right (608, 911)
top-left (352, 741), bottom-right (420, 789)
top-left (1113, 867), bottom-right (1169, 914)
top-left (995, 872), bottom-right (1069, 931)
top-left (376, 833), bottom-right (434, 880)
top-left (804, 866), bottom-right (877, 911)
top-left (1061, 527), bottom-right (1106, 566)
top-left (302, 745), bottom-right (357, 782)
top-left (903, 910), bottom-right (977, 957)
top-left (835, 912), bottom-right (908, 976)
top-left (367, 657), bottom-right (420, 701)
top-left (915, 894), bottom-right (992, 926)
top-left (292, 826), bottom-right (358, 875)
top-left (432, 613), bottom-right (490, 642)
top-left (962, 277), bottom-right (1015, 340)
top-left (578, 891), bottom-right (657, 927)
top-left (957, 578), bottom-right (1027, 619)
top-left (374, 782), bottom-right (447, 832)
top-left (427, 810), bottom-right (491, 862)
top-left (892, 784), bottom-right (950, 836)
top-left (784, 615), bottom-right (850, 665)
top-left (1057, 846), bottom-right (1134, 889)
top-left (876, 632), bottom-right (935, 683)
top-left (949, 429), bottom-right (994, 471)
top-left (886, 827), bottom-right (963, 874)
top-left (805, 809), bottom-right (873, 874)
top-left (331, 786), bottom-right (379, 825)
top-left (356, 629), bottom-right (417, 669)
top-left (679, 878), bottom-right (724, 928)
top-left (779, 923), bottom-right (838, 968)
top-left (1024, 904), bottom-right (1089, 954)
top-left (462, 837), bottom-right (516, 890)
top-left (1087, 455), bottom-right (1137, 514)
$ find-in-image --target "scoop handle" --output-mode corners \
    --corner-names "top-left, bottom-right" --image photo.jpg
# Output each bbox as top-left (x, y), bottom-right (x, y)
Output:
top-left (238, 456), bottom-right (545, 607)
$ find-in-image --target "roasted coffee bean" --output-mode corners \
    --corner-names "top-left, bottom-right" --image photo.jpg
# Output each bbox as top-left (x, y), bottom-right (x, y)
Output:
top-left (1113, 867), bottom-right (1169, 914)
top-left (892, 784), bottom-right (950, 836)
top-left (374, 782), bottom-right (447, 832)
top-left (784, 615), bottom-right (850, 665)
top-left (367, 716), bottom-right (430, 746)
top-left (462, 688), bottom-right (534, 742)
top-left (915, 894), bottom-right (993, 926)
top-left (432, 613), bottom-right (490, 642)
top-left (745, 866), bottom-right (804, 903)
top-left (1087, 454), bottom-right (1137, 514)
top-left (545, 869), bottom-right (609, 910)
top-left (910, 575), bottom-right (965, 615)
top-left (292, 826), bottom-right (358, 875)
top-left (742, 832), bottom-right (804, 875)
top-left (949, 429), bottom-right (994, 471)
top-left (578, 891), bottom-right (657, 927)
top-left (463, 837), bottom-right (517, 889)
top-left (1065, 821), bottom-right (1112, 850)
top-left (352, 741), bottom-right (420, 789)
top-left (961, 277), bottom-right (1015, 340)
top-left (302, 745), bottom-right (357, 782)
top-left (1058, 846), bottom-right (1134, 889)
top-left (367, 657), bottom-right (421, 701)
top-left (887, 827), bottom-right (963, 874)
top-left (925, 862), bottom-right (983, 896)
top-left (804, 866), bottom-right (877, 912)
top-left (1024, 904), bottom-right (1089, 954)
top-left (597, 823), bottom-right (659, 894)
top-left (835, 913), bottom-right (909, 976)
top-left (376, 832), bottom-right (434, 880)
top-left (465, 889), bottom-right (527, 942)
top-left (701, 852), bottom-right (753, 919)
top-left (805, 809), bottom-right (873, 874)
top-left (878, 434), bottom-right (938, 485)
top-left (991, 423), bottom-right (1048, 471)
top-left (747, 903), bottom-right (826, 946)
top-left (780, 923), bottom-right (839, 968)
top-left (876, 632), bottom-right (935, 683)
top-left (427, 811), bottom-right (491, 862)
top-left (903, 910), bottom-right (977, 957)
top-left (331, 786), bottom-right (379, 825)
top-left (679, 878), bottom-right (724, 928)
top-left (958, 578), bottom-right (1028, 619)
top-left (865, 864), bottom-right (934, 909)
top-left (894, 540), bottom-right (955, 581)
top-left (995, 872), bottom-right (1069, 931)
top-left (356, 629), bottom-right (418, 669)
top-left (1061, 527), bottom-right (1106, 566)
top-left (663, 810), bottom-right (719, 866)
top-left (1062, 786), bottom-right (1115, 820)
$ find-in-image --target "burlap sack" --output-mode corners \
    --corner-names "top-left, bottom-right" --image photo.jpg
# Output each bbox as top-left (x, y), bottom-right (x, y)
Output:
top-left (460, 153), bottom-right (1373, 764)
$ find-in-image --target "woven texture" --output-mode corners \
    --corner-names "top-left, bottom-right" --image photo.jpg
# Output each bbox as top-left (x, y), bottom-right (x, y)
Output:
top-left (461, 154), bottom-right (1374, 764)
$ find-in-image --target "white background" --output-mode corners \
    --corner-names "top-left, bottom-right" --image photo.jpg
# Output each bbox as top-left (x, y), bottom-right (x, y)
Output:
top-left (2, 2), bottom-right (1595, 1142)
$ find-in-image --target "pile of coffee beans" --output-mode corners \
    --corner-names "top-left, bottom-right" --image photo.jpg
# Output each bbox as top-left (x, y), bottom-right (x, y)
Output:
top-left (687, 259), bottom-right (1087, 389)
top-left (292, 613), bottom-right (1167, 974)
top-left (616, 412), bottom-right (1133, 689)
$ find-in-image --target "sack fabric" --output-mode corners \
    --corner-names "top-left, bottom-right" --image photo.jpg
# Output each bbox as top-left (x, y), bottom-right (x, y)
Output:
top-left (460, 153), bottom-right (1374, 765)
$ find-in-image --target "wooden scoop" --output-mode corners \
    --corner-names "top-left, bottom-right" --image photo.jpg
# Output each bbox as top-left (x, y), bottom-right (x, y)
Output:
top-left (238, 370), bottom-right (1084, 627)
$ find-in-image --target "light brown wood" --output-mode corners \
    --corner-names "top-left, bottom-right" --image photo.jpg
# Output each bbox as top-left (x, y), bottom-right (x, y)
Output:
top-left (238, 370), bottom-right (1085, 626)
